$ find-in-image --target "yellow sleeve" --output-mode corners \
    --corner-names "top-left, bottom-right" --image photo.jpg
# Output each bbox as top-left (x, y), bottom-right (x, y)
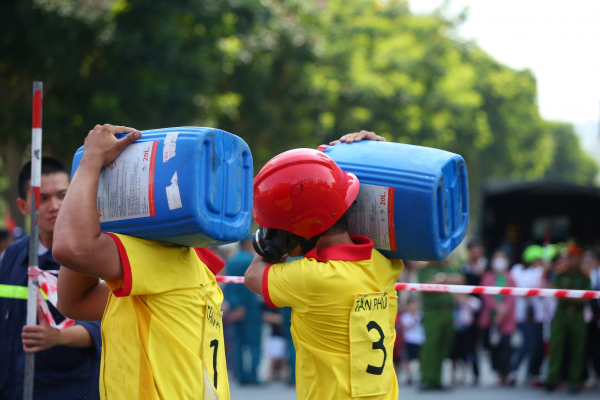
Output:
top-left (390, 258), bottom-right (404, 275)
top-left (103, 232), bottom-right (181, 297)
top-left (263, 258), bottom-right (309, 313)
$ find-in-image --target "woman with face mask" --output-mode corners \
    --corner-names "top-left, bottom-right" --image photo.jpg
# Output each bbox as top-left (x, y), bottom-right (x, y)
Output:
top-left (477, 250), bottom-right (517, 385)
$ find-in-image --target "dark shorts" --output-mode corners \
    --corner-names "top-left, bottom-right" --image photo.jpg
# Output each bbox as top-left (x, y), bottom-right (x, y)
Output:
top-left (451, 329), bottom-right (469, 361)
top-left (403, 342), bottom-right (421, 361)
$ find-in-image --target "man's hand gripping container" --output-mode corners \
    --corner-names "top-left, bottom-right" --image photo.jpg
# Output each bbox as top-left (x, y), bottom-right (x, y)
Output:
top-left (71, 127), bottom-right (253, 247)
top-left (319, 141), bottom-right (469, 261)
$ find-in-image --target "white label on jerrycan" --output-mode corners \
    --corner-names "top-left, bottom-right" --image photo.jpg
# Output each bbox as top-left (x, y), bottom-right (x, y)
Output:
top-left (166, 172), bottom-right (183, 210)
top-left (97, 141), bottom-right (158, 222)
top-left (347, 183), bottom-right (397, 251)
top-left (163, 132), bottom-right (179, 162)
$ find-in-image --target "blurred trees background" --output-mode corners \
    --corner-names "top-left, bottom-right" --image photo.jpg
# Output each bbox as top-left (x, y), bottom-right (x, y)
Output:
top-left (1, 0), bottom-right (598, 228)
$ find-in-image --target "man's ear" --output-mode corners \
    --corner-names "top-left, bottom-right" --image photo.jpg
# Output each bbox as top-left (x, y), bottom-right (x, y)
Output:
top-left (16, 196), bottom-right (30, 216)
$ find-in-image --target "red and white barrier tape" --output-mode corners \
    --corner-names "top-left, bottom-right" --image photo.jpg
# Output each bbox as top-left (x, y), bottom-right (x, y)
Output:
top-left (27, 267), bottom-right (75, 329)
top-left (216, 276), bottom-right (245, 284)
top-left (216, 276), bottom-right (600, 299)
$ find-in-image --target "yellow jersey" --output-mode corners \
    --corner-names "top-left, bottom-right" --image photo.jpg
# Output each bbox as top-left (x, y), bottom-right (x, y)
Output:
top-left (263, 235), bottom-right (403, 399)
top-left (102, 233), bottom-right (230, 400)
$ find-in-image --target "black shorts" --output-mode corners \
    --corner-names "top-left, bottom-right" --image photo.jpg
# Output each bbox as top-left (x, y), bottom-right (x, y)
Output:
top-left (451, 330), bottom-right (469, 361)
top-left (403, 342), bottom-right (421, 361)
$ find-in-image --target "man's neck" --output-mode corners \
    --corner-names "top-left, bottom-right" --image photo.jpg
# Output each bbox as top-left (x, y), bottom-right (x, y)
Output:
top-left (39, 230), bottom-right (53, 249)
top-left (315, 232), bottom-right (354, 253)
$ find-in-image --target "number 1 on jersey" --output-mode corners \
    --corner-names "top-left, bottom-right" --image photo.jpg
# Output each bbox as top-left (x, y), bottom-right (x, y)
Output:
top-left (210, 339), bottom-right (219, 388)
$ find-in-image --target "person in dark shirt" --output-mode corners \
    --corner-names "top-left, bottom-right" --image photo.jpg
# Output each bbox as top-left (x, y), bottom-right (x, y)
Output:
top-left (0, 158), bottom-right (101, 400)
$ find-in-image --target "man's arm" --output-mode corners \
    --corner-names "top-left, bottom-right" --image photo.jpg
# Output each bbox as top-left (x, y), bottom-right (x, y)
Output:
top-left (22, 307), bottom-right (95, 353)
top-left (56, 267), bottom-right (110, 321)
top-left (54, 124), bottom-right (140, 319)
top-left (53, 124), bottom-right (140, 279)
top-left (244, 254), bottom-right (271, 295)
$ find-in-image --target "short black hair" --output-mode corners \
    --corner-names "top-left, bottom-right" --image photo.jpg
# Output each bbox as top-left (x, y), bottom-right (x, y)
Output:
top-left (323, 204), bottom-right (355, 237)
top-left (18, 157), bottom-right (69, 199)
top-left (467, 239), bottom-right (482, 249)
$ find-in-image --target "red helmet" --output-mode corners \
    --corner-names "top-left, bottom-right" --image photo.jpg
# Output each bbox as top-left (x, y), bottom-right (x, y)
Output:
top-left (254, 149), bottom-right (360, 237)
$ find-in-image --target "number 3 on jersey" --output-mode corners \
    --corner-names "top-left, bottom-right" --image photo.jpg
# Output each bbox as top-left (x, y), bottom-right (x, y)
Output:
top-left (349, 290), bottom-right (394, 397)
top-left (202, 295), bottom-right (230, 400)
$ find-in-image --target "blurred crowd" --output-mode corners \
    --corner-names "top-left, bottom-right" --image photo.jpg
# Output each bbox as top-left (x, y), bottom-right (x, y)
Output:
top-left (214, 237), bottom-right (600, 394)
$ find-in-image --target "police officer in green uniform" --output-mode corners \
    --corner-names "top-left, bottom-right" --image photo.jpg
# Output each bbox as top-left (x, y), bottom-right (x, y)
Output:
top-left (545, 244), bottom-right (591, 393)
top-left (417, 262), bottom-right (465, 390)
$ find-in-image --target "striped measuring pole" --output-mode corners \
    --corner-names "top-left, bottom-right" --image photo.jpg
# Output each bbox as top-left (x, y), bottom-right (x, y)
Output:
top-left (24, 82), bottom-right (43, 400)
top-left (215, 276), bottom-right (600, 299)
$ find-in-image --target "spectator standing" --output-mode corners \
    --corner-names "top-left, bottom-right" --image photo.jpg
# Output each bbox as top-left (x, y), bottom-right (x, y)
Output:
top-left (451, 294), bottom-right (481, 385)
top-left (460, 240), bottom-right (486, 385)
top-left (545, 244), bottom-right (591, 393)
top-left (0, 158), bottom-right (101, 400)
top-left (401, 298), bottom-right (425, 385)
top-left (462, 240), bottom-right (487, 286)
top-left (223, 237), bottom-right (262, 385)
top-left (478, 250), bottom-right (516, 385)
top-left (508, 245), bottom-right (548, 386)
top-left (418, 261), bottom-right (464, 390)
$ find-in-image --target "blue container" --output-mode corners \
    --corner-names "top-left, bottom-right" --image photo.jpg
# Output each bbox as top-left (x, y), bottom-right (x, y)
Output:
top-left (320, 141), bottom-right (468, 261)
top-left (71, 127), bottom-right (253, 247)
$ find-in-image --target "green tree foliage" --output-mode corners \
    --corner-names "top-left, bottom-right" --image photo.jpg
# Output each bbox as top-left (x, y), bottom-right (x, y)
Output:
top-left (0, 0), bottom-right (114, 225)
top-left (1, 0), bottom-right (597, 226)
top-left (300, 0), bottom-right (561, 195)
top-left (543, 122), bottom-right (599, 185)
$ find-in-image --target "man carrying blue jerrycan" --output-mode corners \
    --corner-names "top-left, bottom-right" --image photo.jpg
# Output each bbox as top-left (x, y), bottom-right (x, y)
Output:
top-left (54, 124), bottom-right (231, 400)
top-left (245, 131), bottom-right (404, 400)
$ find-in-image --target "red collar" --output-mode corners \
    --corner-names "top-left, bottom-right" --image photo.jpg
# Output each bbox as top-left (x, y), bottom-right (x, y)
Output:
top-left (194, 247), bottom-right (225, 276)
top-left (305, 235), bottom-right (374, 262)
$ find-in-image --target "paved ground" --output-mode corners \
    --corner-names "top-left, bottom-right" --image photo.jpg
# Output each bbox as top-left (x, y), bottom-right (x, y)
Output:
top-left (229, 347), bottom-right (599, 400)
top-left (230, 382), bottom-right (600, 400)
top-left (228, 327), bottom-right (599, 399)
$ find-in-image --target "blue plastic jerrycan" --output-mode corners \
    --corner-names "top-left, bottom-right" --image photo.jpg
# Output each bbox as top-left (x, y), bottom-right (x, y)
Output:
top-left (319, 141), bottom-right (469, 261)
top-left (71, 127), bottom-right (253, 247)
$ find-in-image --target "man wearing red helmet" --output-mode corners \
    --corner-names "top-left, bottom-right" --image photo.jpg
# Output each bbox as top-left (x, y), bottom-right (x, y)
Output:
top-left (245, 131), bottom-right (402, 399)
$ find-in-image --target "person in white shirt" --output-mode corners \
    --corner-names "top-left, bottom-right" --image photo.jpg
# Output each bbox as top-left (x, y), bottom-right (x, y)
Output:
top-left (509, 245), bottom-right (550, 386)
top-left (401, 298), bottom-right (425, 385)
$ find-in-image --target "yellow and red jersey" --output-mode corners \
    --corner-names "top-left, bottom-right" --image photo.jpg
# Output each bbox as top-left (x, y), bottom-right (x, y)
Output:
top-left (263, 235), bottom-right (403, 400)
top-left (102, 233), bottom-right (229, 400)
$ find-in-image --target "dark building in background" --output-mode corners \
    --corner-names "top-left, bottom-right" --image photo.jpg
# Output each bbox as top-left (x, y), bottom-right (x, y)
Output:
top-left (479, 181), bottom-right (600, 262)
